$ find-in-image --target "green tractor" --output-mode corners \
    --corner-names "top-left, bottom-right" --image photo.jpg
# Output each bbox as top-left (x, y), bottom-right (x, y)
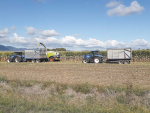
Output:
top-left (36, 43), bottom-right (60, 62)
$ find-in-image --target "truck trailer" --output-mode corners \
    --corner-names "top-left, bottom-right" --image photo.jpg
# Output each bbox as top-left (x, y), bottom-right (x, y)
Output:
top-left (25, 48), bottom-right (48, 63)
top-left (106, 48), bottom-right (132, 64)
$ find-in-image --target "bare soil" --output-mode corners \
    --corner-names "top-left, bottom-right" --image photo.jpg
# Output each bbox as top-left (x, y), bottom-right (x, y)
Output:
top-left (0, 61), bottom-right (150, 88)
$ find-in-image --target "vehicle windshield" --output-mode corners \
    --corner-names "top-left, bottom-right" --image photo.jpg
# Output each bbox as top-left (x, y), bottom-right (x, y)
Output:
top-left (91, 51), bottom-right (99, 56)
top-left (14, 52), bottom-right (22, 55)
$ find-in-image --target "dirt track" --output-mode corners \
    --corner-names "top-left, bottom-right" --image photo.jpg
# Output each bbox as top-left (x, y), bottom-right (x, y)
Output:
top-left (0, 61), bottom-right (150, 88)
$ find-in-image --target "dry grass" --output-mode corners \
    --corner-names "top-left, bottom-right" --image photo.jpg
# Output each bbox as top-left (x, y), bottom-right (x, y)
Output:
top-left (0, 79), bottom-right (150, 113)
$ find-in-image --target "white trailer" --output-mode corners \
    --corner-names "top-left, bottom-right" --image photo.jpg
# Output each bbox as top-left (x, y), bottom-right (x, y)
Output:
top-left (107, 48), bottom-right (132, 64)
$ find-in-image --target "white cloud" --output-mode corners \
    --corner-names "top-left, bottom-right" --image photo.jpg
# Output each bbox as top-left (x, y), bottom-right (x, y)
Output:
top-left (106, 1), bottom-right (120, 8)
top-left (25, 27), bottom-right (60, 37)
top-left (11, 26), bottom-right (16, 31)
top-left (33, 36), bottom-right (150, 50)
top-left (39, 29), bottom-right (60, 37)
top-left (107, 1), bottom-right (144, 16)
top-left (35, 37), bottom-right (58, 44)
top-left (10, 33), bottom-right (27, 44)
top-left (1, 33), bottom-right (150, 50)
top-left (0, 28), bottom-right (10, 38)
top-left (131, 39), bottom-right (150, 48)
top-left (26, 27), bottom-right (37, 35)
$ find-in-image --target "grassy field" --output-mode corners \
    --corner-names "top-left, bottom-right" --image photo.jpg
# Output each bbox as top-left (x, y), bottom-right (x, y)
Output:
top-left (0, 61), bottom-right (150, 112)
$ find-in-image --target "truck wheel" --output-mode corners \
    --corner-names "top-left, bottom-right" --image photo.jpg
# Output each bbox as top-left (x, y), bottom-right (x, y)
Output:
top-left (32, 59), bottom-right (35, 63)
top-left (15, 57), bottom-right (21, 63)
top-left (49, 57), bottom-right (54, 62)
top-left (124, 60), bottom-right (130, 64)
top-left (118, 60), bottom-right (124, 64)
top-left (36, 59), bottom-right (40, 63)
top-left (82, 58), bottom-right (89, 63)
top-left (94, 57), bottom-right (100, 63)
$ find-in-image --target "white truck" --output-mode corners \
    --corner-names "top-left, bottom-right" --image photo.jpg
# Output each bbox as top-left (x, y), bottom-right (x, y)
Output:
top-left (106, 48), bottom-right (132, 64)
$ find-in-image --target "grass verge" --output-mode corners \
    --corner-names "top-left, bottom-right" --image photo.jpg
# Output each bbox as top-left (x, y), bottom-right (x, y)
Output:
top-left (0, 77), bottom-right (149, 113)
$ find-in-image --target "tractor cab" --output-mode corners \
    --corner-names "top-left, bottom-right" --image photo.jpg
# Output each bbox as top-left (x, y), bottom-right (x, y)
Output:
top-left (82, 50), bottom-right (103, 63)
top-left (91, 51), bottom-right (99, 56)
top-left (14, 52), bottom-right (22, 56)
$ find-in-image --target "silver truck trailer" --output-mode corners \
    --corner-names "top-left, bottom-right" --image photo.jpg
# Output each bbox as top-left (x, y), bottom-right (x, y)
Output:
top-left (25, 48), bottom-right (48, 63)
top-left (106, 48), bottom-right (132, 64)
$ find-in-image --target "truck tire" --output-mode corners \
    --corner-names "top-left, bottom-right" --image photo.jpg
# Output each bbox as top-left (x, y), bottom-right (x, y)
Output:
top-left (94, 57), bottom-right (100, 63)
top-left (118, 60), bottom-right (124, 64)
top-left (32, 59), bottom-right (35, 63)
top-left (82, 58), bottom-right (89, 63)
top-left (36, 59), bottom-right (40, 63)
top-left (15, 57), bottom-right (21, 63)
top-left (49, 57), bottom-right (54, 62)
top-left (124, 60), bottom-right (130, 64)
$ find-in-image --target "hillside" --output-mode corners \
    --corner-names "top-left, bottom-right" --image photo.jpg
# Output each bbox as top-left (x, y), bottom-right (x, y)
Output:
top-left (0, 45), bottom-right (26, 51)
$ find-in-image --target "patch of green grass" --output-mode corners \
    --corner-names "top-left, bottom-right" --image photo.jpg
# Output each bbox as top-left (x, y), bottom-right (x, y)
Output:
top-left (122, 83), bottom-right (149, 96)
top-left (71, 82), bottom-right (93, 94)
top-left (86, 95), bottom-right (94, 104)
top-left (116, 95), bottom-right (128, 104)
top-left (96, 85), bottom-right (106, 93)
top-left (56, 84), bottom-right (68, 95)
top-left (131, 88), bottom-right (148, 96)
top-left (0, 76), bottom-right (8, 83)
top-left (9, 80), bottom-right (40, 88)
top-left (41, 81), bottom-right (55, 90)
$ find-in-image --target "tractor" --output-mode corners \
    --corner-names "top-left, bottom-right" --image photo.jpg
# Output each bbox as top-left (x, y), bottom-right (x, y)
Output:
top-left (7, 52), bottom-right (25, 63)
top-left (82, 51), bottom-right (103, 63)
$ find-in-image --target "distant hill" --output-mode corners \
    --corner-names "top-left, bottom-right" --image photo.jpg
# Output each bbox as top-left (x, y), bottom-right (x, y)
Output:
top-left (0, 45), bottom-right (9, 51)
top-left (0, 45), bottom-right (26, 51)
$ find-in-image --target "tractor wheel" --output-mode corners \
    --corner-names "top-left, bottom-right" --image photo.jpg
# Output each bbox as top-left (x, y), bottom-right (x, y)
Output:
top-left (118, 60), bottom-right (124, 64)
top-left (94, 57), bottom-right (100, 63)
top-left (7, 57), bottom-right (12, 63)
top-left (124, 60), bottom-right (130, 64)
top-left (15, 57), bottom-right (21, 63)
top-left (36, 59), bottom-right (40, 63)
top-left (82, 58), bottom-right (89, 63)
top-left (49, 57), bottom-right (54, 62)
top-left (22, 58), bottom-right (25, 62)
top-left (32, 59), bottom-right (35, 63)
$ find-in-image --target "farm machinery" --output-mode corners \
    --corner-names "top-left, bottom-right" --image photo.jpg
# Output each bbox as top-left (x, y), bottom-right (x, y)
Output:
top-left (82, 50), bottom-right (103, 63)
top-left (82, 48), bottom-right (132, 64)
top-left (7, 43), bottom-right (60, 63)
top-left (7, 52), bottom-right (25, 63)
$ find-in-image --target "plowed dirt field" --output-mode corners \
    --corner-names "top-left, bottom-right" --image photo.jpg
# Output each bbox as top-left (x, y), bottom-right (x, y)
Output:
top-left (0, 62), bottom-right (150, 88)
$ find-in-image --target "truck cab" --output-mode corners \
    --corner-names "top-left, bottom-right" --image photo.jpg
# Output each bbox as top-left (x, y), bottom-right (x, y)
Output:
top-left (82, 51), bottom-right (103, 63)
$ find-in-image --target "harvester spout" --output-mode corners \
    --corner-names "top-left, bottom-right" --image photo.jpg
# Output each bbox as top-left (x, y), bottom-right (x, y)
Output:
top-left (36, 43), bottom-right (46, 49)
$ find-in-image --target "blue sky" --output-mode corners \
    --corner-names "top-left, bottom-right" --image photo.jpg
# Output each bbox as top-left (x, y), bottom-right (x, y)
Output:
top-left (0, 0), bottom-right (150, 50)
